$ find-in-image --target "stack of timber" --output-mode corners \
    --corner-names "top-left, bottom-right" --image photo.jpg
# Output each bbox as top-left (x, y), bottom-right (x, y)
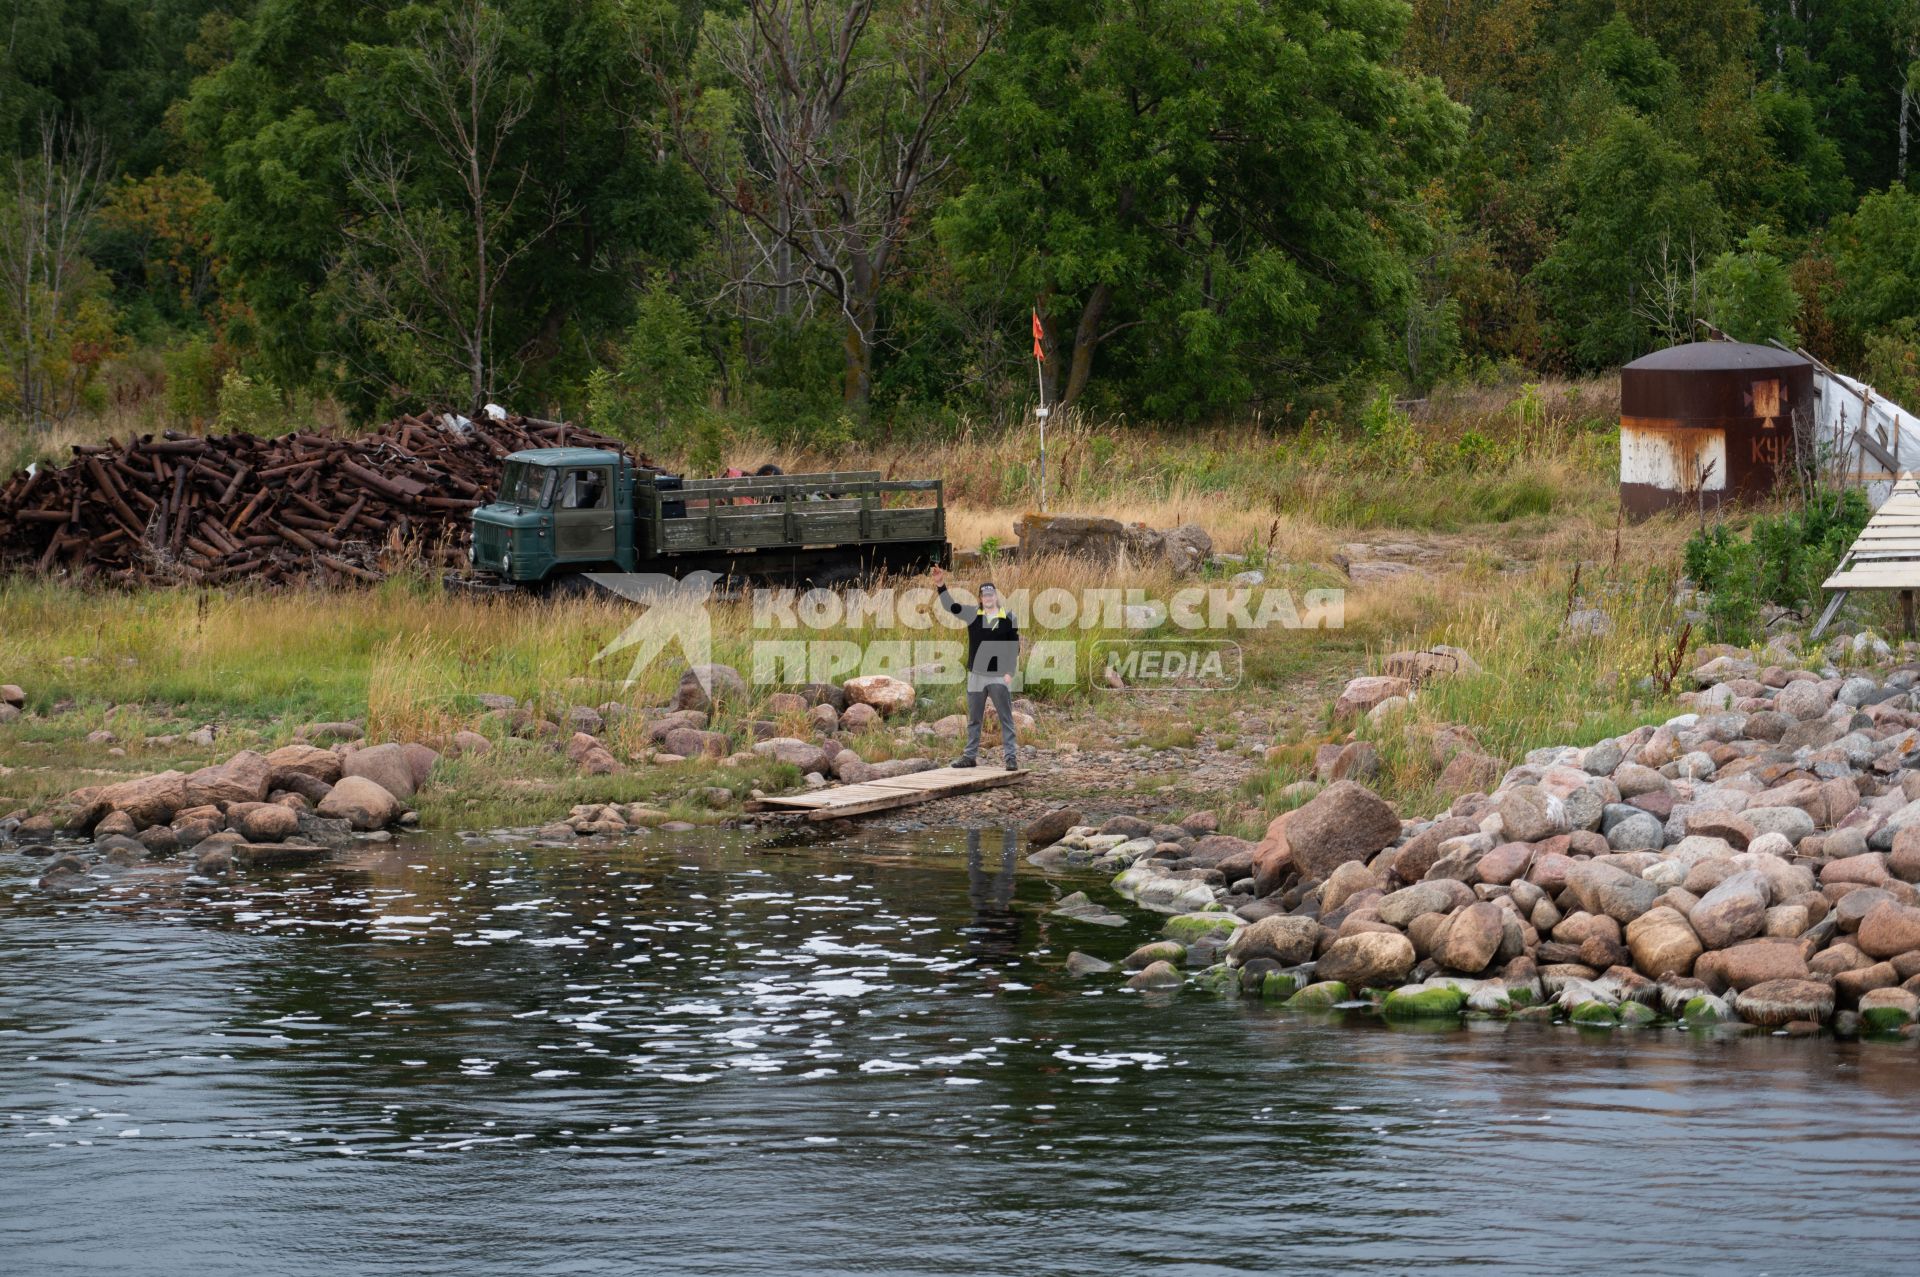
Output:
top-left (0, 414), bottom-right (646, 586)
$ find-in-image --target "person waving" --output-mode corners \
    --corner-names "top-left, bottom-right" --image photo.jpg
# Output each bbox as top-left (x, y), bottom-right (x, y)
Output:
top-left (933, 564), bottom-right (1021, 770)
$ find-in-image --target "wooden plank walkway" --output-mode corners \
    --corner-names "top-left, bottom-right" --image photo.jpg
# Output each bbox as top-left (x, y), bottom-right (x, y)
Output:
top-left (1815, 473), bottom-right (1920, 638)
top-left (745, 765), bottom-right (1030, 821)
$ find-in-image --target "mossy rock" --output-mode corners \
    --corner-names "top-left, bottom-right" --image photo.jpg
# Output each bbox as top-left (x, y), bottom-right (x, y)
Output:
top-left (1191, 963), bottom-right (1241, 995)
top-left (1381, 985), bottom-right (1467, 1020)
top-left (1509, 1005), bottom-right (1556, 1022)
top-left (1860, 1004), bottom-right (1915, 1034)
top-left (1506, 985), bottom-right (1536, 1008)
top-left (1260, 970), bottom-right (1304, 1001)
top-left (1124, 940), bottom-right (1186, 969)
top-left (1569, 1001), bottom-right (1618, 1024)
top-left (1615, 1001), bottom-right (1659, 1027)
top-left (1286, 980), bottom-right (1349, 1009)
top-left (1681, 995), bottom-right (1731, 1024)
top-left (1162, 912), bottom-right (1243, 945)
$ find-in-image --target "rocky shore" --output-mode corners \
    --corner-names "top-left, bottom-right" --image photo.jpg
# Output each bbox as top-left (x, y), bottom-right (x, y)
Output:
top-left (1034, 637), bottom-right (1920, 1037)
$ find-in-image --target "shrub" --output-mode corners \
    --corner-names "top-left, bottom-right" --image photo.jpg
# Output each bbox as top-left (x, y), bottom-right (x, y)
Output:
top-left (1684, 488), bottom-right (1869, 641)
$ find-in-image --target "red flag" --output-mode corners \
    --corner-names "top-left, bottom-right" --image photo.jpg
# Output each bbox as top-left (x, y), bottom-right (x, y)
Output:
top-left (1032, 310), bottom-right (1045, 362)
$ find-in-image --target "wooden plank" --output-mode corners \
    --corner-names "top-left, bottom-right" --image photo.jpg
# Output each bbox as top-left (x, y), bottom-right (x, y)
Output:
top-left (1823, 570), bottom-right (1920, 588)
top-left (747, 766), bottom-right (1029, 819)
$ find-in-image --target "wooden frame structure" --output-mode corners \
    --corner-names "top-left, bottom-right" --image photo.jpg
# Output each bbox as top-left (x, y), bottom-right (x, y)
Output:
top-left (1814, 472), bottom-right (1920, 639)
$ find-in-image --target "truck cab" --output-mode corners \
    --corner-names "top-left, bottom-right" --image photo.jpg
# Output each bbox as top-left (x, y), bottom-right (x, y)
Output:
top-left (470, 447), bottom-right (632, 584)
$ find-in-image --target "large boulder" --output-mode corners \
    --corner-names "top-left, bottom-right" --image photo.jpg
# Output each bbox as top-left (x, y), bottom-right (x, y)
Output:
top-left (1435, 902), bottom-right (1505, 973)
top-left (181, 750), bottom-right (274, 809)
top-left (1378, 879), bottom-right (1475, 928)
top-left (1714, 939), bottom-right (1810, 990)
top-left (1024, 807), bottom-right (1082, 847)
top-left (93, 771), bottom-right (188, 829)
top-left (399, 743), bottom-right (441, 790)
top-left (1496, 785), bottom-right (1566, 843)
top-left (1687, 870), bottom-right (1770, 949)
top-left (1626, 906), bottom-right (1703, 978)
top-left (1567, 861), bottom-right (1661, 924)
top-left (1736, 978), bottom-right (1835, 1026)
top-left (843, 674), bottom-right (915, 716)
top-left (1856, 900), bottom-right (1920, 960)
top-left (316, 775), bottom-right (401, 831)
top-left (661, 727), bottom-right (727, 759)
top-left (342, 743), bottom-right (418, 800)
top-left (1013, 513), bottom-right (1168, 566)
top-left (1286, 780), bottom-right (1401, 880)
top-left (564, 733), bottom-right (618, 775)
top-left (1334, 676), bottom-right (1410, 719)
top-left (752, 737), bottom-right (831, 774)
top-left (1314, 931), bottom-right (1416, 989)
top-left (228, 802), bottom-right (299, 843)
top-left (671, 664), bottom-right (748, 713)
top-left (265, 743), bottom-right (343, 787)
top-left (1390, 816), bottom-right (1479, 881)
top-left (1773, 680), bottom-right (1831, 721)
top-left (1251, 814), bottom-right (1294, 896)
top-left (1160, 523), bottom-right (1213, 575)
top-left (1227, 915), bottom-right (1320, 966)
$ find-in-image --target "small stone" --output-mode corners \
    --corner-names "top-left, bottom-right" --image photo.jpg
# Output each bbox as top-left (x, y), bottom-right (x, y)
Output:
top-left (1125, 960), bottom-right (1183, 990)
top-left (1024, 806), bottom-right (1082, 847)
top-left (1064, 951), bottom-right (1113, 977)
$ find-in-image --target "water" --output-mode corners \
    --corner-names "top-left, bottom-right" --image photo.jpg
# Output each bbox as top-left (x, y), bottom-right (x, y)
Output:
top-left (4, 825), bottom-right (1920, 1275)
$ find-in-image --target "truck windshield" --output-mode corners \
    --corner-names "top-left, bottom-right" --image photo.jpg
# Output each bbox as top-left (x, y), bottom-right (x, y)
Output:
top-left (501, 462), bottom-right (554, 507)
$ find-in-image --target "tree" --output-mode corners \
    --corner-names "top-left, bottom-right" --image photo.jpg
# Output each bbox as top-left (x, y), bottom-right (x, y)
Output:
top-left (655, 0), bottom-right (999, 411)
top-left (1530, 110), bottom-right (1724, 367)
top-left (0, 119), bottom-right (113, 422)
top-left (1831, 186), bottom-right (1920, 340)
top-left (1701, 225), bottom-right (1800, 344)
top-left (182, 0), bottom-right (705, 417)
top-left (942, 0), bottom-right (1463, 416)
top-left (338, 2), bottom-right (562, 411)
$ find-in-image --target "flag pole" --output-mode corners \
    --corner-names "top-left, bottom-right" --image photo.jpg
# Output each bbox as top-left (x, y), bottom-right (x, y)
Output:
top-left (1033, 310), bottom-right (1049, 513)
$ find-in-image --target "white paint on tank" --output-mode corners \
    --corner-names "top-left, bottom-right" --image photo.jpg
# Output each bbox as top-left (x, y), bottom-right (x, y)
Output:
top-left (1621, 424), bottom-right (1726, 491)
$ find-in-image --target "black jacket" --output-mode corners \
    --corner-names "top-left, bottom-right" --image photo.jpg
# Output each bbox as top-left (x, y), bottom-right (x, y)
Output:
top-left (940, 586), bottom-right (1020, 677)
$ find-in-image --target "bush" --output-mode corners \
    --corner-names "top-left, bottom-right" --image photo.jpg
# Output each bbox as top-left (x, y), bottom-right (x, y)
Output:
top-left (1684, 488), bottom-right (1869, 641)
top-left (163, 339), bottom-right (220, 425)
top-left (214, 368), bottom-right (285, 435)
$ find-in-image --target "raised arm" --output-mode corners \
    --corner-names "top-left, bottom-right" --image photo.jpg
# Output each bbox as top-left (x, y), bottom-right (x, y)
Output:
top-left (932, 564), bottom-right (974, 620)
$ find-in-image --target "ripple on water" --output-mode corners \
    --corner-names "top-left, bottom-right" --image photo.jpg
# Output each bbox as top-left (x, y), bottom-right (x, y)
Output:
top-left (5, 827), bottom-right (1920, 1275)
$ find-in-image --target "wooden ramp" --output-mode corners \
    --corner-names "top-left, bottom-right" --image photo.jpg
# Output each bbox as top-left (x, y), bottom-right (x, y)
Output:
top-left (746, 765), bottom-right (1029, 821)
top-left (1815, 473), bottom-right (1920, 638)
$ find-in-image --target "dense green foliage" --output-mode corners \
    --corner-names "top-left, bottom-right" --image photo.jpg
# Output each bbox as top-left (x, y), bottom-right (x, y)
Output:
top-left (1683, 488), bottom-right (1871, 641)
top-left (8, 0), bottom-right (1920, 437)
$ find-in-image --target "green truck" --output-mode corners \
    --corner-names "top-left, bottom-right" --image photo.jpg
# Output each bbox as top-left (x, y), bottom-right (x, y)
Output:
top-left (468, 447), bottom-right (949, 589)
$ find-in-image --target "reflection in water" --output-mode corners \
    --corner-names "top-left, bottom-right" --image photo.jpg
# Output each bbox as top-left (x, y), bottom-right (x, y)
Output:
top-left (3, 825), bottom-right (1920, 1275)
top-left (963, 827), bottom-right (1022, 969)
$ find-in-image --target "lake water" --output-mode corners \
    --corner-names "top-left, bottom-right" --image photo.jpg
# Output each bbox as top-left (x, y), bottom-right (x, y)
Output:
top-left (4, 825), bottom-right (1919, 1275)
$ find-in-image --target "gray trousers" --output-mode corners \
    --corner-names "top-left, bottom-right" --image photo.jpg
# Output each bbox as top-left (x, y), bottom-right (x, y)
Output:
top-left (962, 673), bottom-right (1017, 765)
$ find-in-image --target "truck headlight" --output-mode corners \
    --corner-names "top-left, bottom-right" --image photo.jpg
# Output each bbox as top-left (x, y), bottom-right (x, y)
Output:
top-left (501, 550), bottom-right (512, 576)
top-left (468, 542), bottom-right (477, 565)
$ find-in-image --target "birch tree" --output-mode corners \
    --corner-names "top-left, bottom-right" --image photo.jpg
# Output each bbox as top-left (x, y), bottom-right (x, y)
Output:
top-left (0, 119), bottom-right (109, 424)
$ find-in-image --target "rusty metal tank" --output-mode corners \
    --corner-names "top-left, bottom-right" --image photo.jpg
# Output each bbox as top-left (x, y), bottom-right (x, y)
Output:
top-left (1619, 341), bottom-right (1814, 517)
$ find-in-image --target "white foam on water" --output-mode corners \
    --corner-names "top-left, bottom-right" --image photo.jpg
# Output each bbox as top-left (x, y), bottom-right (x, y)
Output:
top-left (857, 1060), bottom-right (917, 1074)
